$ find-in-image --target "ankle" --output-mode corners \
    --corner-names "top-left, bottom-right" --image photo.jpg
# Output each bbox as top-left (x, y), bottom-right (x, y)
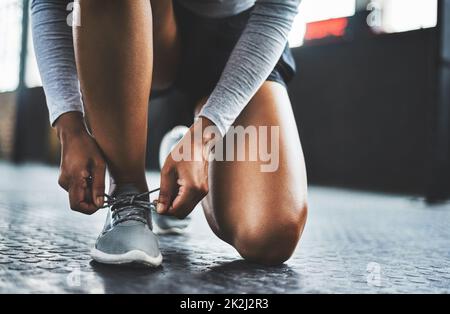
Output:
top-left (108, 180), bottom-right (148, 195)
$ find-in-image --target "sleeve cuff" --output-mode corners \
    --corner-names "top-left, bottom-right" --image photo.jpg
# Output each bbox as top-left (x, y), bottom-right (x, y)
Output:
top-left (48, 99), bottom-right (84, 127)
top-left (197, 108), bottom-right (228, 138)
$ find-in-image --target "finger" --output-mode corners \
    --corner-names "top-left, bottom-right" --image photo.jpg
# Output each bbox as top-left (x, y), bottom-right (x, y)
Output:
top-left (58, 173), bottom-right (70, 191)
top-left (91, 161), bottom-right (106, 208)
top-left (69, 177), bottom-right (97, 215)
top-left (169, 184), bottom-right (204, 219)
top-left (158, 166), bottom-right (178, 214)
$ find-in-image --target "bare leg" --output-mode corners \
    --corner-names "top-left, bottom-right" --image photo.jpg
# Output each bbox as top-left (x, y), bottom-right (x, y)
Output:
top-left (151, 0), bottom-right (180, 90)
top-left (74, 0), bottom-right (178, 193)
top-left (197, 82), bottom-right (308, 265)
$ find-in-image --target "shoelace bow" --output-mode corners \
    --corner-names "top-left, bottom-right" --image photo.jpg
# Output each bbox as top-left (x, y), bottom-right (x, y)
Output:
top-left (99, 188), bottom-right (160, 226)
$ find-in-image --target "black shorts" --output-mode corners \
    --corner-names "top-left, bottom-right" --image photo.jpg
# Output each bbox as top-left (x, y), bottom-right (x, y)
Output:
top-left (173, 1), bottom-right (297, 103)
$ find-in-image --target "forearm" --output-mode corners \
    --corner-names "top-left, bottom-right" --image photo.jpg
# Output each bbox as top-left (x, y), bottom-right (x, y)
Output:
top-left (31, 0), bottom-right (83, 126)
top-left (198, 0), bottom-right (300, 136)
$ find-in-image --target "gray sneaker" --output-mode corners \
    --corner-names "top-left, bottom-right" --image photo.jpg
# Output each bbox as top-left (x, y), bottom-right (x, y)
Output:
top-left (152, 211), bottom-right (191, 235)
top-left (90, 185), bottom-right (162, 267)
top-left (156, 125), bottom-right (191, 235)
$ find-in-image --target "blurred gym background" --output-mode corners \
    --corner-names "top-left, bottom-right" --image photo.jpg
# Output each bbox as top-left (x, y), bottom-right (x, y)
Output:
top-left (0, 0), bottom-right (449, 202)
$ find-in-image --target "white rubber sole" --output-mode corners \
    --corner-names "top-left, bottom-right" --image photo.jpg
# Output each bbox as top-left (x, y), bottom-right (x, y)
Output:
top-left (154, 224), bottom-right (189, 235)
top-left (90, 248), bottom-right (163, 267)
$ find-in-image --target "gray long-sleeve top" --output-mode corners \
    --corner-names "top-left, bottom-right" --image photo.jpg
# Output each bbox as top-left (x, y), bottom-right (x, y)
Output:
top-left (31, 0), bottom-right (300, 136)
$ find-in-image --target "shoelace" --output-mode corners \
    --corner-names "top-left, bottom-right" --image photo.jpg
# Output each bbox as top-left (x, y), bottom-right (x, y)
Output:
top-left (100, 188), bottom-right (160, 226)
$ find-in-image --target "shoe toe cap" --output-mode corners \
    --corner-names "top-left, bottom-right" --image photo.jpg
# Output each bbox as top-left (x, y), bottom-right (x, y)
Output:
top-left (96, 224), bottom-right (160, 257)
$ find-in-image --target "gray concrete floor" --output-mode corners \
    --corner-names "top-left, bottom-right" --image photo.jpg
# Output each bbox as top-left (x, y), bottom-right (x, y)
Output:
top-left (0, 162), bottom-right (449, 293)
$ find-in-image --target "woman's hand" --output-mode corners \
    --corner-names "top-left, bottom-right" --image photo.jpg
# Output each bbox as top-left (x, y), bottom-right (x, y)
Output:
top-left (157, 117), bottom-right (219, 219)
top-left (55, 112), bottom-right (106, 215)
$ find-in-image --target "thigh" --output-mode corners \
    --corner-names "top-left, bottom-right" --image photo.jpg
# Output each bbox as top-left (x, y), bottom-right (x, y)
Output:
top-left (199, 81), bottom-right (308, 245)
top-left (150, 0), bottom-right (180, 90)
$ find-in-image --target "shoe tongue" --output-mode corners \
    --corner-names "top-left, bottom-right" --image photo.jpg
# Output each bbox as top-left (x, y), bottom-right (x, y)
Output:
top-left (110, 184), bottom-right (150, 227)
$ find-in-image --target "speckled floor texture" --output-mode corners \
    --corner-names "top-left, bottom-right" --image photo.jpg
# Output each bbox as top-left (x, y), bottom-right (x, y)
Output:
top-left (0, 162), bottom-right (449, 294)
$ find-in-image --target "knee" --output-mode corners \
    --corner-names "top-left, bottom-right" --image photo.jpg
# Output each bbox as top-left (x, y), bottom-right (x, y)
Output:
top-left (233, 204), bottom-right (307, 266)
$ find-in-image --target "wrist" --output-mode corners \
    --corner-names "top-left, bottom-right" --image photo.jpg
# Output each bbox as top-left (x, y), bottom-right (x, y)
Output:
top-left (54, 112), bottom-right (88, 143)
top-left (195, 116), bottom-right (220, 146)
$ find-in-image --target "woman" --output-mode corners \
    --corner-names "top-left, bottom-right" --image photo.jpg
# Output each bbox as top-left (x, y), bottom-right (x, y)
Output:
top-left (31, 0), bottom-right (308, 266)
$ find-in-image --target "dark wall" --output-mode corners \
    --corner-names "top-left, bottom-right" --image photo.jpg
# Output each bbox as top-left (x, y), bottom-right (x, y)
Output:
top-left (289, 29), bottom-right (439, 194)
top-left (13, 87), bottom-right (50, 163)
